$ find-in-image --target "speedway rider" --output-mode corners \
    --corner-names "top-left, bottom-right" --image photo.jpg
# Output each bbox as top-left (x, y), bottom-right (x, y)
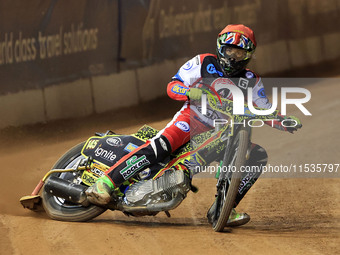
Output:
top-left (86, 24), bottom-right (302, 226)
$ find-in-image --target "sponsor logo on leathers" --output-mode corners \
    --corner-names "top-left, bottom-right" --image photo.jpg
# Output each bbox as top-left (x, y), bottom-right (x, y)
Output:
top-left (120, 155), bottom-right (150, 179)
top-left (175, 121), bottom-right (190, 132)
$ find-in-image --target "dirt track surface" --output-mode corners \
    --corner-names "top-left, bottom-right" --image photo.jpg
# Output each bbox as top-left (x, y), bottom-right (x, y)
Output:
top-left (1, 79), bottom-right (339, 254)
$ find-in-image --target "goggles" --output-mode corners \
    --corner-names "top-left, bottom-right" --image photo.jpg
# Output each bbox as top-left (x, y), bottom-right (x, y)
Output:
top-left (222, 45), bottom-right (252, 62)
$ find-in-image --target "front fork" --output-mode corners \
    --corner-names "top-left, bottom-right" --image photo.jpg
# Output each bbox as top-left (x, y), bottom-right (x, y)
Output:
top-left (215, 125), bottom-right (252, 189)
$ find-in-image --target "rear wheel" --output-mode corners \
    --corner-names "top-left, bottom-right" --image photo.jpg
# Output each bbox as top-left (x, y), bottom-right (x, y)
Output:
top-left (42, 142), bottom-right (106, 222)
top-left (212, 128), bottom-right (249, 232)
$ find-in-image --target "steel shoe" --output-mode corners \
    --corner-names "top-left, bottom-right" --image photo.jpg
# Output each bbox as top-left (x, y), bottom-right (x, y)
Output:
top-left (207, 200), bottom-right (250, 227)
top-left (226, 208), bottom-right (250, 227)
top-left (85, 176), bottom-right (114, 206)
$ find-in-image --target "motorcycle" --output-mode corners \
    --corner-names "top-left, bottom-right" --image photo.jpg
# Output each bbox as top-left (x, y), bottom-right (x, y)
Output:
top-left (20, 81), bottom-right (279, 232)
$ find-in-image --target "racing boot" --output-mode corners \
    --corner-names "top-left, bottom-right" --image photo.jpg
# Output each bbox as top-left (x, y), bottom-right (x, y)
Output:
top-left (207, 199), bottom-right (250, 227)
top-left (85, 176), bottom-right (115, 206)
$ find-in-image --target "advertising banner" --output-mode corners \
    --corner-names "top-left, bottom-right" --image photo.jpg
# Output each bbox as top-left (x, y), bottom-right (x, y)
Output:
top-left (122, 0), bottom-right (340, 69)
top-left (0, 0), bottom-right (119, 95)
top-left (1, 0), bottom-right (339, 94)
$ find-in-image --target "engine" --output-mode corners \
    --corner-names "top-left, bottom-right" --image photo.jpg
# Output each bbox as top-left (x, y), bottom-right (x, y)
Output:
top-left (124, 169), bottom-right (191, 206)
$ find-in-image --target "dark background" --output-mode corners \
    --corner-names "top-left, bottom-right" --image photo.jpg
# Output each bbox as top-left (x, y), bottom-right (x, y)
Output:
top-left (0, 0), bottom-right (339, 95)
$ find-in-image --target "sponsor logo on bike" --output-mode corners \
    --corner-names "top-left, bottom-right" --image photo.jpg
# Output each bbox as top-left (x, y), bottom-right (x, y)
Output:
top-left (106, 137), bottom-right (123, 147)
top-left (120, 155), bottom-right (150, 179)
top-left (94, 147), bottom-right (117, 162)
top-left (171, 85), bottom-right (188, 95)
top-left (92, 162), bottom-right (108, 172)
top-left (81, 172), bottom-right (96, 186)
top-left (86, 139), bottom-right (99, 150)
top-left (90, 168), bottom-right (105, 177)
top-left (175, 121), bottom-right (190, 132)
top-left (124, 143), bottom-right (139, 153)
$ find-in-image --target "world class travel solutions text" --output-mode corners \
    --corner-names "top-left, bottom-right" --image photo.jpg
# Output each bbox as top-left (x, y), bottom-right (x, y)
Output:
top-left (0, 23), bottom-right (98, 65)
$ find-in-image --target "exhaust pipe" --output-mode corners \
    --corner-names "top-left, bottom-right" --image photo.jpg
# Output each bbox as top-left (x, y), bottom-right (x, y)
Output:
top-left (44, 176), bottom-right (90, 206)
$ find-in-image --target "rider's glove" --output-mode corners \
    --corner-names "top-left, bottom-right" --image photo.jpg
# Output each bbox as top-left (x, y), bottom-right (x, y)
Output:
top-left (283, 116), bottom-right (302, 133)
top-left (186, 88), bottom-right (202, 100)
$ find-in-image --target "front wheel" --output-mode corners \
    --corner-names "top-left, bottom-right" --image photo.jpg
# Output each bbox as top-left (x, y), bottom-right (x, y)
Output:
top-left (42, 142), bottom-right (106, 222)
top-left (212, 128), bottom-right (249, 232)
